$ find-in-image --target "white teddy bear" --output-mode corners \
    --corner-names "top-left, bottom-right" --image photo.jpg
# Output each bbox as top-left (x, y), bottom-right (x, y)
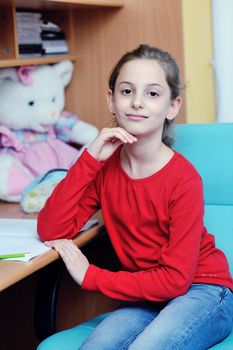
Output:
top-left (0, 60), bottom-right (98, 202)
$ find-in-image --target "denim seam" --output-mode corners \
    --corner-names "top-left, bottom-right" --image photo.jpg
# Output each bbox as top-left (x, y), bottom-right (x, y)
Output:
top-left (170, 289), bottom-right (229, 350)
top-left (120, 329), bottom-right (145, 350)
top-left (219, 286), bottom-right (228, 304)
top-left (120, 313), bottom-right (159, 350)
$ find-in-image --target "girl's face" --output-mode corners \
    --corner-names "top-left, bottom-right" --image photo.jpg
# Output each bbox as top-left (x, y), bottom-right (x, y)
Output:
top-left (107, 58), bottom-right (181, 139)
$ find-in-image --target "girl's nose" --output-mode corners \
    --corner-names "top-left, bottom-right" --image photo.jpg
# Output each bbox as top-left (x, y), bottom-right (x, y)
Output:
top-left (131, 94), bottom-right (144, 109)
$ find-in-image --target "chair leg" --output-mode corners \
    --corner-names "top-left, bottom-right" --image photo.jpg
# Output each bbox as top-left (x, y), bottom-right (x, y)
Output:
top-left (34, 259), bottom-right (65, 340)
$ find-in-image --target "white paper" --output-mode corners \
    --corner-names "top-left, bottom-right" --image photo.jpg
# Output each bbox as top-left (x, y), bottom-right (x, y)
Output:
top-left (0, 218), bottom-right (98, 262)
top-left (0, 219), bottom-right (50, 261)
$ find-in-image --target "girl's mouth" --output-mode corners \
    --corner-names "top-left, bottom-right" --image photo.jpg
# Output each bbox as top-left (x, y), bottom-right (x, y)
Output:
top-left (126, 114), bottom-right (149, 120)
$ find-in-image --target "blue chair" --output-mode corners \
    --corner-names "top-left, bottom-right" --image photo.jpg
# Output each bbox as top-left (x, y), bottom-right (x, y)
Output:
top-left (37, 123), bottom-right (233, 350)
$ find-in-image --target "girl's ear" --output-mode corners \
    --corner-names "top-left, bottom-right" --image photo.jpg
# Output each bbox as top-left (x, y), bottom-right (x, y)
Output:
top-left (106, 89), bottom-right (115, 115)
top-left (167, 96), bottom-right (182, 121)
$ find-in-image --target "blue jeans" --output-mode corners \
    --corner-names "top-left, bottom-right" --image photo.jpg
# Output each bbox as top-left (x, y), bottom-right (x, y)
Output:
top-left (79, 284), bottom-right (233, 350)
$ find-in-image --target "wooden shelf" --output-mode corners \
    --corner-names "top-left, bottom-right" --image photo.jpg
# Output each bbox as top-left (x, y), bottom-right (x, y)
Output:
top-left (1, 0), bottom-right (124, 10)
top-left (41, 0), bottom-right (124, 8)
top-left (0, 54), bottom-right (77, 67)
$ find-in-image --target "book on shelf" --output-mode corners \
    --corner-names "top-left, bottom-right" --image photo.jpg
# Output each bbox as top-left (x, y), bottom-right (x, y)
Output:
top-left (42, 40), bottom-right (69, 55)
top-left (16, 11), bottom-right (43, 55)
top-left (19, 44), bottom-right (43, 55)
top-left (41, 21), bottom-right (69, 55)
top-left (0, 218), bottom-right (99, 262)
top-left (16, 12), bottom-right (69, 57)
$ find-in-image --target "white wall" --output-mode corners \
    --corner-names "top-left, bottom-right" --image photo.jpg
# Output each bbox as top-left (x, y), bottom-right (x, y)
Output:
top-left (212, 0), bottom-right (233, 122)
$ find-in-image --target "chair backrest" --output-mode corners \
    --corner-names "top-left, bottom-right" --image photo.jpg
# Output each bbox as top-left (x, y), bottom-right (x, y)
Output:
top-left (173, 123), bottom-right (233, 273)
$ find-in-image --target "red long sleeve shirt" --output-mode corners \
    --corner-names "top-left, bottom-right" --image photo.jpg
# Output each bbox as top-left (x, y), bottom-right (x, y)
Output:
top-left (37, 148), bottom-right (233, 301)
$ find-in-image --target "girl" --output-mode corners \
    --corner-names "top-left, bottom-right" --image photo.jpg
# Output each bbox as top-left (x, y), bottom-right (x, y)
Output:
top-left (38, 44), bottom-right (233, 350)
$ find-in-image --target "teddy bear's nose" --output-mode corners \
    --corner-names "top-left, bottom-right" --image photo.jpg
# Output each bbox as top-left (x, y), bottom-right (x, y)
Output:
top-left (50, 110), bottom-right (57, 117)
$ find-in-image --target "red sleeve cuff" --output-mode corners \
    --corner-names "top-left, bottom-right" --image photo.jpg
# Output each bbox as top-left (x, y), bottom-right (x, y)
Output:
top-left (79, 149), bottom-right (104, 170)
top-left (81, 264), bottom-right (101, 291)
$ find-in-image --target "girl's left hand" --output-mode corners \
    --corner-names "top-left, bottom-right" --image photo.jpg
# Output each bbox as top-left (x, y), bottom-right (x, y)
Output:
top-left (45, 239), bottom-right (89, 286)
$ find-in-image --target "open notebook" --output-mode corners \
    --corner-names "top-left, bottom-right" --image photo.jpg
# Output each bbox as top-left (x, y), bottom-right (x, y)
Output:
top-left (0, 218), bottom-right (98, 262)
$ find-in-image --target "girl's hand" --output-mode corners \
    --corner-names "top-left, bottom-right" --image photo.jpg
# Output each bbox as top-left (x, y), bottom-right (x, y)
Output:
top-left (45, 239), bottom-right (89, 286)
top-left (87, 127), bottom-right (137, 162)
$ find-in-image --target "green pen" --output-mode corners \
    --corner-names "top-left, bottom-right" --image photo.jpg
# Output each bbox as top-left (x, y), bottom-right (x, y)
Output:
top-left (0, 253), bottom-right (26, 259)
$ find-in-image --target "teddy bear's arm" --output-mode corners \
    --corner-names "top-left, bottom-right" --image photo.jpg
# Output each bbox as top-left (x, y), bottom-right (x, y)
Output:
top-left (70, 120), bottom-right (99, 146)
top-left (55, 112), bottom-right (99, 147)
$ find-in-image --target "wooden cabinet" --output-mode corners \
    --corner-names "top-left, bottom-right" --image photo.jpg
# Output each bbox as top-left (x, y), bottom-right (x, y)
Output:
top-left (0, 0), bottom-right (123, 67)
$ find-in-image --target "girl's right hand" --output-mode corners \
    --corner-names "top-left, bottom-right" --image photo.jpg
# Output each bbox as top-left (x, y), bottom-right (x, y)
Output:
top-left (87, 127), bottom-right (137, 162)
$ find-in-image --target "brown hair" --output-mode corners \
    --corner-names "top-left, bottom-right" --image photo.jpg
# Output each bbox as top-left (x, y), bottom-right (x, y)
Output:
top-left (108, 44), bottom-right (181, 147)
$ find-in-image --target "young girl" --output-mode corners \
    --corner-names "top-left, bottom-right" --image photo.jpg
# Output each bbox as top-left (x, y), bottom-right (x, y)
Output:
top-left (38, 44), bottom-right (233, 350)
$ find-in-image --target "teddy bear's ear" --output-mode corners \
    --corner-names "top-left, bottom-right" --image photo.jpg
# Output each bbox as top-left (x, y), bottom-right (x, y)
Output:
top-left (53, 60), bottom-right (74, 87)
top-left (0, 68), bottom-right (19, 86)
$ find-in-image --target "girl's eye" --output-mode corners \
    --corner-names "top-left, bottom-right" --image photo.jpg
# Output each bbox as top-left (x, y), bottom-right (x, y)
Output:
top-left (28, 100), bottom-right (35, 106)
top-left (148, 91), bottom-right (159, 97)
top-left (52, 97), bottom-right (56, 102)
top-left (122, 89), bottom-right (132, 95)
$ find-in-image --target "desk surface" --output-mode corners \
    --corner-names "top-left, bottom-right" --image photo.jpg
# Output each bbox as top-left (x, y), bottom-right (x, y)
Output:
top-left (0, 202), bottom-right (102, 292)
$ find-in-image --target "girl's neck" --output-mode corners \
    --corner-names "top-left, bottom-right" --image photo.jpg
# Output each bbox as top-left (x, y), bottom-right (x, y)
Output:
top-left (120, 136), bottom-right (174, 179)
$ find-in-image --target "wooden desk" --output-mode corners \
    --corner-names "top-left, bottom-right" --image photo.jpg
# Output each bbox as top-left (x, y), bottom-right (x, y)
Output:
top-left (0, 202), bottom-right (118, 350)
top-left (0, 202), bottom-right (102, 292)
